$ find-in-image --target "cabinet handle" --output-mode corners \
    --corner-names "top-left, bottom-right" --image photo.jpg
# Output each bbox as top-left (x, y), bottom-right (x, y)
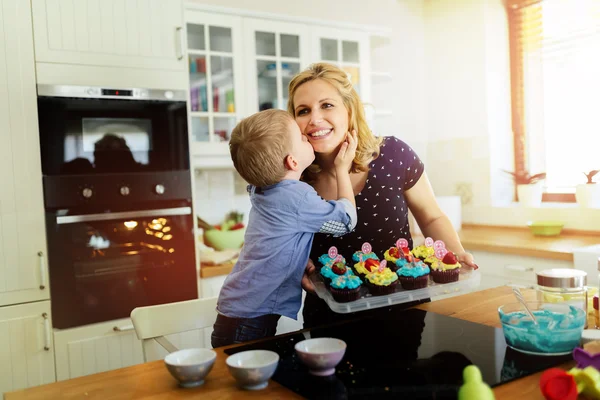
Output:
top-left (42, 313), bottom-right (51, 351)
top-left (175, 26), bottom-right (184, 60)
top-left (504, 265), bottom-right (534, 273)
top-left (113, 324), bottom-right (134, 332)
top-left (37, 251), bottom-right (47, 290)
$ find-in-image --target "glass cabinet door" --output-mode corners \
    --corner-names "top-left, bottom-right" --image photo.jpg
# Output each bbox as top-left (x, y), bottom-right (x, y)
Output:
top-left (185, 12), bottom-right (243, 154)
top-left (312, 28), bottom-right (371, 102)
top-left (243, 19), bottom-right (309, 113)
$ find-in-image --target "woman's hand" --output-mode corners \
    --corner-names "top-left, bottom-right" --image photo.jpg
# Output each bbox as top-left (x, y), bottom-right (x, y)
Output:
top-left (455, 251), bottom-right (478, 270)
top-left (334, 130), bottom-right (358, 172)
top-left (301, 259), bottom-right (317, 294)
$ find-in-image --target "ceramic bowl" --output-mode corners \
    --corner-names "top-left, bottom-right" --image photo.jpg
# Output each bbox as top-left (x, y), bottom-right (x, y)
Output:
top-left (498, 302), bottom-right (585, 355)
top-left (294, 337), bottom-right (347, 376)
top-left (527, 221), bottom-right (564, 237)
top-left (204, 228), bottom-right (245, 250)
top-left (164, 348), bottom-right (217, 388)
top-left (226, 350), bottom-right (279, 390)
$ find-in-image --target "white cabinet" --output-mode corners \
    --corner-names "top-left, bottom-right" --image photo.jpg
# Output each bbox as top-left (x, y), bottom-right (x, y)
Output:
top-left (185, 11), bottom-right (244, 158)
top-left (0, 0), bottom-right (49, 308)
top-left (471, 250), bottom-right (573, 291)
top-left (0, 301), bottom-right (55, 396)
top-left (53, 318), bottom-right (143, 381)
top-left (31, 0), bottom-right (185, 71)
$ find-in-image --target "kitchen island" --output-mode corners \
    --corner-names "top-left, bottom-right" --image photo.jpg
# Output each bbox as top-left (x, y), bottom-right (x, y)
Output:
top-left (5, 286), bottom-right (580, 400)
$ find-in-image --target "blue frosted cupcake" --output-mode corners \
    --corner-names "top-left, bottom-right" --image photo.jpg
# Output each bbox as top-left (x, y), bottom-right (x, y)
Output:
top-left (397, 259), bottom-right (430, 290)
top-left (329, 274), bottom-right (363, 303)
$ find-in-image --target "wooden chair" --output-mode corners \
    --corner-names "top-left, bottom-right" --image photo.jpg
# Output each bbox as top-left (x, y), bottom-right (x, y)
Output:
top-left (130, 297), bottom-right (218, 362)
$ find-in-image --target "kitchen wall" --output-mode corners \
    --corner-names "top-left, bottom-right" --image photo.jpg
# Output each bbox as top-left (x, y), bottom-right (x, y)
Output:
top-left (423, 0), bottom-right (600, 231)
top-left (189, 0), bottom-right (429, 224)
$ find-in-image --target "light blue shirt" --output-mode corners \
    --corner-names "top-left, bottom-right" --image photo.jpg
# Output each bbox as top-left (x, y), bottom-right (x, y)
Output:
top-left (216, 180), bottom-right (357, 320)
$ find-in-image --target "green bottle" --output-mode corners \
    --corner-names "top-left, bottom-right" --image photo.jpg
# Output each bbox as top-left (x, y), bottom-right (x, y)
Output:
top-left (458, 365), bottom-right (495, 400)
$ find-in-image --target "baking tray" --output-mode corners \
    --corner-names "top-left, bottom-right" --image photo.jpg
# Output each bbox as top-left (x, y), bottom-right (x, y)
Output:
top-left (309, 269), bottom-right (481, 313)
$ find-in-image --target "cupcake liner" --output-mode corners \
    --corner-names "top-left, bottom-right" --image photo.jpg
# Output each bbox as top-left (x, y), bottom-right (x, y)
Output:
top-left (329, 287), bottom-right (362, 303)
top-left (366, 279), bottom-right (399, 296)
top-left (431, 268), bottom-right (459, 284)
top-left (399, 275), bottom-right (429, 290)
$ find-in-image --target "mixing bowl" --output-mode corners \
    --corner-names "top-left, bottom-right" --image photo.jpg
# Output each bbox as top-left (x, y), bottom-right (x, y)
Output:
top-left (498, 302), bottom-right (586, 355)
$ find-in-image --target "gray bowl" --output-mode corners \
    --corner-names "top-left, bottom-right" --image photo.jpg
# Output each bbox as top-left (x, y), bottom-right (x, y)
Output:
top-left (226, 350), bottom-right (279, 390)
top-left (164, 348), bottom-right (217, 388)
top-left (295, 337), bottom-right (347, 376)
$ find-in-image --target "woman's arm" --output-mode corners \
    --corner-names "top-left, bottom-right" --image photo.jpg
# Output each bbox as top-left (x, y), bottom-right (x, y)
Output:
top-left (404, 173), bottom-right (477, 269)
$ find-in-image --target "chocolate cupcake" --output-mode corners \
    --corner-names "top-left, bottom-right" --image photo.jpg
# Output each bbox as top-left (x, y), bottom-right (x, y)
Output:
top-left (329, 274), bottom-right (363, 303)
top-left (397, 260), bottom-right (430, 290)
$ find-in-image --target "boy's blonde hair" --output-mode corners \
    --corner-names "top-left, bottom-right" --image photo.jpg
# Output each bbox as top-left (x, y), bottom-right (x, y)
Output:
top-left (229, 109), bottom-right (293, 187)
top-left (287, 62), bottom-right (383, 180)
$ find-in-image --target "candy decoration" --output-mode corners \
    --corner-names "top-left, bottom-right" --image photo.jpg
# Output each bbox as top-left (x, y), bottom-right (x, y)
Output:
top-left (334, 255), bottom-right (343, 263)
top-left (361, 242), bottom-right (372, 254)
top-left (424, 237), bottom-right (434, 247)
top-left (435, 247), bottom-right (448, 260)
top-left (379, 259), bottom-right (387, 272)
top-left (396, 238), bottom-right (409, 249)
top-left (433, 240), bottom-right (446, 251)
top-left (328, 246), bottom-right (338, 259)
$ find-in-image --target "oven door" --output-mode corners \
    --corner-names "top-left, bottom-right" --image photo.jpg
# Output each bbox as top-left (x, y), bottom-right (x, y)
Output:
top-left (46, 206), bottom-right (197, 329)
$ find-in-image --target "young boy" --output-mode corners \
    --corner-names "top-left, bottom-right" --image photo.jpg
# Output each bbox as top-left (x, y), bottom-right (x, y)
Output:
top-left (211, 109), bottom-right (358, 347)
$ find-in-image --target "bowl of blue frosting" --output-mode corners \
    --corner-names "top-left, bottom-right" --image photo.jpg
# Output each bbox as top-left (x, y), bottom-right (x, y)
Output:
top-left (498, 302), bottom-right (586, 355)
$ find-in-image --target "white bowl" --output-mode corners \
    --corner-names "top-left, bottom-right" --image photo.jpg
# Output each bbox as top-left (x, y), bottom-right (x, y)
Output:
top-left (164, 348), bottom-right (216, 388)
top-left (226, 350), bottom-right (279, 390)
top-left (294, 338), bottom-right (347, 376)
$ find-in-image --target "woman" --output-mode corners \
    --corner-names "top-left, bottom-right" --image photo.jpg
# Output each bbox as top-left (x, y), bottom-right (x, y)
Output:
top-left (287, 63), bottom-right (477, 328)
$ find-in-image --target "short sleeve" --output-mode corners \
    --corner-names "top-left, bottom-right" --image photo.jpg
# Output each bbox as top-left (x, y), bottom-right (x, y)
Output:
top-left (384, 137), bottom-right (424, 191)
top-left (297, 189), bottom-right (355, 237)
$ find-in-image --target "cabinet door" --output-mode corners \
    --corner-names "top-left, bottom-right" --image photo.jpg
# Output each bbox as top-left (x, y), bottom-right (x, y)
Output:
top-left (54, 318), bottom-right (143, 381)
top-left (0, 0), bottom-right (49, 307)
top-left (243, 18), bottom-right (310, 114)
top-left (311, 27), bottom-right (371, 102)
top-left (0, 301), bottom-right (55, 395)
top-left (31, 0), bottom-right (185, 71)
top-left (185, 11), bottom-right (244, 157)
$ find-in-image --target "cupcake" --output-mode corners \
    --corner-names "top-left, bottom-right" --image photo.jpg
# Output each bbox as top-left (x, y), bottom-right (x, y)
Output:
top-left (319, 246), bottom-right (349, 285)
top-left (320, 259), bottom-right (354, 286)
top-left (329, 274), bottom-right (363, 303)
top-left (353, 258), bottom-right (381, 280)
top-left (397, 259), bottom-right (430, 290)
top-left (352, 242), bottom-right (379, 263)
top-left (411, 243), bottom-right (434, 261)
top-left (429, 251), bottom-right (461, 284)
top-left (364, 265), bottom-right (399, 296)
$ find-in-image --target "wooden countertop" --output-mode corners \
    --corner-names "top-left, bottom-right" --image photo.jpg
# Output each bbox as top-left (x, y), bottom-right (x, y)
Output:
top-left (5, 286), bottom-right (585, 400)
top-left (201, 224), bottom-right (600, 278)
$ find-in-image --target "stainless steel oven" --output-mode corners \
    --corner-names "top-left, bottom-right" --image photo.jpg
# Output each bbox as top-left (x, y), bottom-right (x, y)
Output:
top-left (37, 85), bottom-right (198, 329)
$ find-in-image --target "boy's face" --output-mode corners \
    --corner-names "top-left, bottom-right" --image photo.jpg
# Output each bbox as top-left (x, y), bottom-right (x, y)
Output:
top-left (288, 120), bottom-right (315, 170)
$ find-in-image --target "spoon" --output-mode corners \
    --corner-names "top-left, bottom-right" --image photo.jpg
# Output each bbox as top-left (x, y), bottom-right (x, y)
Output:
top-left (512, 287), bottom-right (539, 326)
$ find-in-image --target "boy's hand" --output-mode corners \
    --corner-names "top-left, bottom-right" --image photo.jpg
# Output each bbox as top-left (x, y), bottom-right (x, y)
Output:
top-left (301, 259), bottom-right (316, 295)
top-left (334, 130), bottom-right (358, 172)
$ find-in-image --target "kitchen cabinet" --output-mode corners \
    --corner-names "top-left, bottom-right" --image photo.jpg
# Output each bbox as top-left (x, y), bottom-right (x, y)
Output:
top-left (0, 0), bottom-right (49, 308)
top-left (242, 18), bottom-right (310, 114)
top-left (31, 0), bottom-right (185, 72)
top-left (185, 11), bottom-right (244, 158)
top-left (0, 301), bottom-right (55, 396)
top-left (53, 318), bottom-right (143, 381)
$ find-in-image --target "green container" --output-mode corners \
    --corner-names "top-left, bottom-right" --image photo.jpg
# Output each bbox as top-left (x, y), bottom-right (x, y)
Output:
top-left (204, 228), bottom-right (245, 250)
top-left (527, 221), bottom-right (564, 237)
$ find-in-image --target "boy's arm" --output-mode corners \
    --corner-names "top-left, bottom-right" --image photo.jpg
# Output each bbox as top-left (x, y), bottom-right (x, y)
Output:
top-left (297, 189), bottom-right (356, 237)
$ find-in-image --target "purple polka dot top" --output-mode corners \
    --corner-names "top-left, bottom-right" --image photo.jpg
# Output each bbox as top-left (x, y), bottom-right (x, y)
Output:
top-left (310, 137), bottom-right (424, 264)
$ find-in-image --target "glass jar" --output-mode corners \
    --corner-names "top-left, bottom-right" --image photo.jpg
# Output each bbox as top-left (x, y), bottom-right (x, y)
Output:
top-left (536, 268), bottom-right (588, 327)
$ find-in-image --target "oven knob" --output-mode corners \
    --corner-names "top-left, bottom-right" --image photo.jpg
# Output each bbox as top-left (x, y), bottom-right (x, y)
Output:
top-left (82, 188), bottom-right (93, 199)
top-left (120, 186), bottom-right (130, 196)
top-left (155, 184), bottom-right (165, 195)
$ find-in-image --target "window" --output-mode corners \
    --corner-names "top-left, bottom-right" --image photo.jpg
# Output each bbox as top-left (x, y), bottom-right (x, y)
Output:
top-left (507, 0), bottom-right (600, 202)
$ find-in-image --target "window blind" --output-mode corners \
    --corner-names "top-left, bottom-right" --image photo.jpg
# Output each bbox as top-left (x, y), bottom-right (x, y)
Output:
top-left (508, 0), bottom-right (600, 192)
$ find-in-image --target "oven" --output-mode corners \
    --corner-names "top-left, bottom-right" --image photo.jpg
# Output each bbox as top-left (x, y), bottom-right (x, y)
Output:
top-left (37, 85), bottom-right (198, 329)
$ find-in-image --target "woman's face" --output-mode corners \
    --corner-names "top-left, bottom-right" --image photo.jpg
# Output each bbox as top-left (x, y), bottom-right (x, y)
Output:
top-left (292, 79), bottom-right (349, 155)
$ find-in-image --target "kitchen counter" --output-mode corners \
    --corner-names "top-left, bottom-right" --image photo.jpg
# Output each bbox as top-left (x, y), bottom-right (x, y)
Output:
top-left (5, 286), bottom-right (583, 400)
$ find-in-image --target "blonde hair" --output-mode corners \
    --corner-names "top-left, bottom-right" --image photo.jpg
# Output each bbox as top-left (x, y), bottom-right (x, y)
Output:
top-left (287, 62), bottom-right (383, 179)
top-left (229, 109), bottom-right (292, 187)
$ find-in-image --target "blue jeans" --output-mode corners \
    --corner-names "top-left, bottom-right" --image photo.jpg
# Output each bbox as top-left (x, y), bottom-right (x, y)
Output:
top-left (211, 313), bottom-right (281, 348)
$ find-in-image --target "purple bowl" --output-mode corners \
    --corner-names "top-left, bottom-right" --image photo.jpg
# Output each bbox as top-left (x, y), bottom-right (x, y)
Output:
top-left (294, 338), bottom-right (347, 376)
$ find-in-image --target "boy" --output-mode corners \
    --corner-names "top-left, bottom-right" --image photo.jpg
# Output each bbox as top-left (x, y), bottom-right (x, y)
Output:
top-left (211, 109), bottom-right (357, 347)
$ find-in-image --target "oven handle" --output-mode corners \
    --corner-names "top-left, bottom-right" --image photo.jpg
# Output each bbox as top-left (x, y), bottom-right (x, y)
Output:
top-left (56, 207), bottom-right (192, 225)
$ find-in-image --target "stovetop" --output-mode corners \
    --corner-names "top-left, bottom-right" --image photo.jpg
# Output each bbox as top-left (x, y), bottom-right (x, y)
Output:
top-left (225, 308), bottom-right (573, 399)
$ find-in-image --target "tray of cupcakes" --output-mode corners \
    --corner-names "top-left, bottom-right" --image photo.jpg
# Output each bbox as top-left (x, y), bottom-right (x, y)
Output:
top-left (309, 238), bottom-right (480, 313)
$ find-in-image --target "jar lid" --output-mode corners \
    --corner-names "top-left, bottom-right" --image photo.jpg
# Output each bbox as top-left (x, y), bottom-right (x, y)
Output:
top-left (536, 268), bottom-right (587, 288)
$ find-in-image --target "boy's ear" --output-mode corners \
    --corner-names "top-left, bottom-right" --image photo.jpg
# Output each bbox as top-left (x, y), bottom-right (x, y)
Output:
top-left (284, 154), bottom-right (299, 171)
